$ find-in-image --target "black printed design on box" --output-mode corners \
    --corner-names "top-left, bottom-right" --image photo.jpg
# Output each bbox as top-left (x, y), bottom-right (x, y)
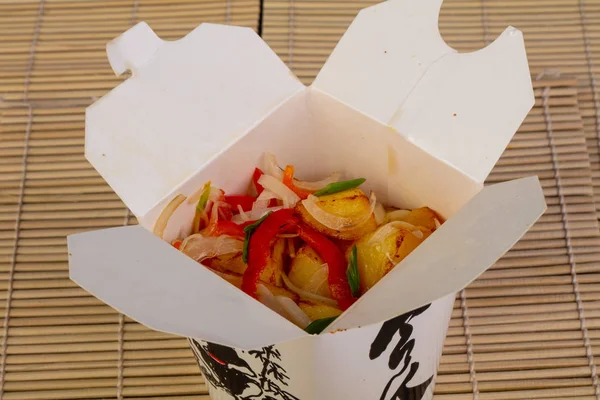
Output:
top-left (370, 304), bottom-right (434, 400)
top-left (190, 340), bottom-right (299, 400)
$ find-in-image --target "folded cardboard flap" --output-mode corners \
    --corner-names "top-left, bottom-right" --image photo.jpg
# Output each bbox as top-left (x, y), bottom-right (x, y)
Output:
top-left (86, 23), bottom-right (304, 218)
top-left (313, 0), bottom-right (454, 121)
top-left (106, 21), bottom-right (163, 76)
top-left (67, 226), bottom-right (307, 349)
top-left (390, 27), bottom-right (534, 183)
top-left (325, 176), bottom-right (546, 333)
top-left (314, 0), bottom-right (534, 183)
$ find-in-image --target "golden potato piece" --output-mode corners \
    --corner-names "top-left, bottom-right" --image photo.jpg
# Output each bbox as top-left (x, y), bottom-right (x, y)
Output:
top-left (351, 226), bottom-right (431, 293)
top-left (296, 188), bottom-right (377, 240)
top-left (204, 238), bottom-right (286, 287)
top-left (288, 246), bottom-right (331, 298)
top-left (299, 302), bottom-right (342, 320)
top-left (387, 207), bottom-right (441, 231)
top-left (214, 271), bottom-right (298, 301)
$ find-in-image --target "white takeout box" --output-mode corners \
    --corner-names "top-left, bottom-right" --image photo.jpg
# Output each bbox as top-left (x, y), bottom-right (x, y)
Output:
top-left (67, 0), bottom-right (547, 398)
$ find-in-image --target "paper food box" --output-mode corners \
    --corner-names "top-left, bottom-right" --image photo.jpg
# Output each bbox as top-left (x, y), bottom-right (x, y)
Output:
top-left (67, 0), bottom-right (547, 398)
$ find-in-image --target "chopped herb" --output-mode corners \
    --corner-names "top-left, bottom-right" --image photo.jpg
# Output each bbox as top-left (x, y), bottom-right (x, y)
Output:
top-left (196, 181), bottom-right (212, 212)
top-left (304, 316), bottom-right (338, 334)
top-left (313, 178), bottom-right (366, 197)
top-left (242, 212), bottom-right (273, 263)
top-left (347, 245), bottom-right (360, 297)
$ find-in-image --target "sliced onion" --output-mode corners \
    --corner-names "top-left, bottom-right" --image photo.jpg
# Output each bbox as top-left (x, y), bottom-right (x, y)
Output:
top-left (385, 209), bottom-right (411, 223)
top-left (258, 174), bottom-right (300, 208)
top-left (250, 189), bottom-right (276, 216)
top-left (288, 239), bottom-right (296, 258)
top-left (231, 205), bottom-right (283, 224)
top-left (277, 233), bottom-right (299, 239)
top-left (374, 203), bottom-right (386, 226)
top-left (293, 171), bottom-right (341, 191)
top-left (153, 194), bottom-right (186, 239)
top-left (281, 273), bottom-right (338, 307)
top-left (202, 200), bottom-right (222, 235)
top-left (236, 204), bottom-right (248, 221)
top-left (264, 152), bottom-right (284, 180)
top-left (412, 230), bottom-right (424, 239)
top-left (257, 284), bottom-right (289, 319)
top-left (187, 185), bottom-right (223, 205)
top-left (367, 221), bottom-right (417, 246)
top-left (180, 233), bottom-right (243, 261)
top-left (276, 296), bottom-right (312, 328)
top-left (435, 218), bottom-right (442, 229)
top-left (302, 191), bottom-right (376, 231)
top-left (302, 263), bottom-right (330, 297)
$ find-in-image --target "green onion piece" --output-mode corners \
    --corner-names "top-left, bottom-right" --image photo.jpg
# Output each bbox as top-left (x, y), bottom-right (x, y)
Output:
top-left (313, 178), bottom-right (366, 197)
top-left (304, 316), bottom-right (338, 334)
top-left (242, 212), bottom-right (273, 263)
top-left (196, 181), bottom-right (212, 212)
top-left (347, 245), bottom-right (360, 297)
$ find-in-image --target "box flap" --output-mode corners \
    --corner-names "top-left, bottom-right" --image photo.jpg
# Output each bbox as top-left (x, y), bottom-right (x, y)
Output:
top-left (325, 176), bottom-right (546, 333)
top-left (313, 0), bottom-right (534, 183)
top-left (86, 22), bottom-right (304, 217)
top-left (313, 0), bottom-right (453, 122)
top-left (68, 225), bottom-right (308, 349)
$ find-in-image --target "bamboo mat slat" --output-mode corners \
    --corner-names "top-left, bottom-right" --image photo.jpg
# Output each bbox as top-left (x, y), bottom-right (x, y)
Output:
top-left (0, 1), bottom-right (260, 399)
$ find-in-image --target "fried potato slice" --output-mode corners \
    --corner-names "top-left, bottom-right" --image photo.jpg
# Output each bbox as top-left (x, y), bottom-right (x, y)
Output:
top-left (350, 226), bottom-right (431, 294)
top-left (299, 302), bottom-right (342, 320)
top-left (387, 207), bottom-right (441, 231)
top-left (296, 188), bottom-right (377, 240)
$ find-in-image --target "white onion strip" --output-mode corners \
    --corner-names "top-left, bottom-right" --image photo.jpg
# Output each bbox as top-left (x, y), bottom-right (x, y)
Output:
top-left (264, 152), bottom-right (284, 180)
top-left (153, 194), bottom-right (186, 239)
top-left (187, 185), bottom-right (222, 205)
top-left (302, 191), bottom-right (376, 231)
top-left (258, 174), bottom-right (300, 208)
top-left (374, 203), bottom-right (386, 225)
top-left (179, 233), bottom-right (243, 261)
top-left (231, 206), bottom-right (283, 224)
top-left (281, 273), bottom-right (338, 307)
top-left (294, 172), bottom-right (341, 191)
top-left (385, 209), bottom-right (411, 223)
top-left (276, 296), bottom-right (312, 328)
top-left (367, 221), bottom-right (419, 246)
top-left (302, 263), bottom-right (329, 296)
top-left (257, 284), bottom-right (289, 319)
top-left (236, 204), bottom-right (248, 221)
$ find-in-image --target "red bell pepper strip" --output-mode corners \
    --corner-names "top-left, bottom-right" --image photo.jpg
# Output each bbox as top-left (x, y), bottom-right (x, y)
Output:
top-left (242, 209), bottom-right (299, 298)
top-left (172, 239), bottom-right (183, 250)
top-left (209, 221), bottom-right (245, 241)
top-left (298, 224), bottom-right (356, 310)
top-left (253, 168), bottom-right (266, 196)
top-left (225, 195), bottom-right (256, 214)
top-left (282, 165), bottom-right (313, 199)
